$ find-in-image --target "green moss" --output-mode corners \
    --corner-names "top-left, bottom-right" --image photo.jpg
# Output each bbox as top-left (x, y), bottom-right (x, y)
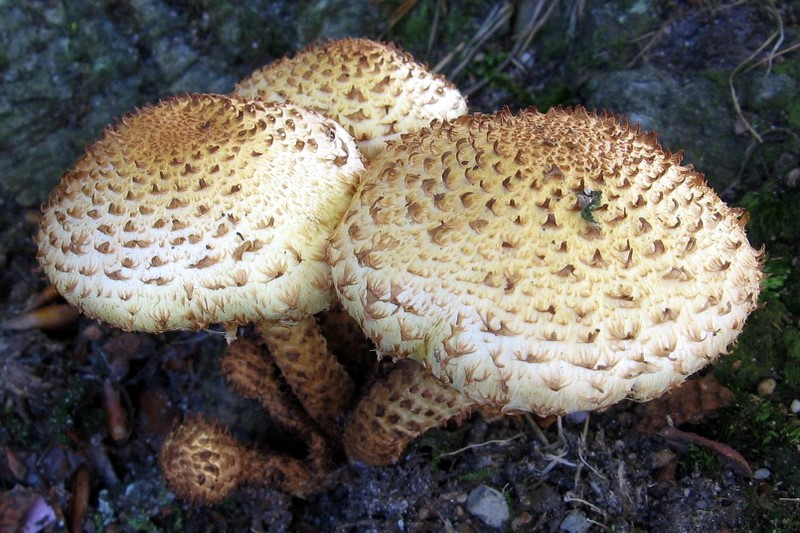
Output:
top-left (759, 256), bottom-right (791, 303)
top-left (715, 303), bottom-right (783, 392)
top-left (773, 57), bottom-right (800, 80)
top-left (95, 482), bottom-right (184, 533)
top-left (682, 443), bottom-right (720, 477)
top-left (458, 468), bottom-right (500, 483)
top-left (787, 98), bottom-right (800, 131)
top-left (415, 427), bottom-right (471, 473)
top-left (49, 377), bottom-right (105, 444)
top-left (1, 403), bottom-right (34, 447)
top-left (462, 51), bottom-right (537, 102)
top-left (701, 69), bottom-right (730, 87)
top-left (530, 83), bottom-right (573, 111)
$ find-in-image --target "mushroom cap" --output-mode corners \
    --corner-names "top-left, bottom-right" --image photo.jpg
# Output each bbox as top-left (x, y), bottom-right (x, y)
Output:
top-left (328, 106), bottom-right (763, 416)
top-left (37, 93), bottom-right (364, 334)
top-left (159, 415), bottom-right (245, 503)
top-left (234, 38), bottom-right (468, 158)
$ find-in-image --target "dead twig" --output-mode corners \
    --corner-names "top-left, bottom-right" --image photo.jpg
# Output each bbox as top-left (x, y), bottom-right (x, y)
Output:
top-left (464, 0), bottom-right (559, 96)
top-left (728, 2), bottom-right (788, 144)
top-left (440, 433), bottom-right (525, 457)
top-left (659, 425), bottom-right (754, 477)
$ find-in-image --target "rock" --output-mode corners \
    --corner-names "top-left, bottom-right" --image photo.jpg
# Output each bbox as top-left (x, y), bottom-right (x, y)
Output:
top-left (791, 399), bottom-right (800, 414)
top-left (650, 448), bottom-right (677, 470)
top-left (560, 509), bottom-right (591, 533)
top-left (585, 67), bottom-right (744, 192)
top-left (752, 468), bottom-right (771, 480)
top-left (465, 485), bottom-right (510, 529)
top-left (565, 411), bottom-right (588, 425)
top-left (757, 378), bottom-right (777, 397)
top-left (0, 1), bottom-right (297, 208)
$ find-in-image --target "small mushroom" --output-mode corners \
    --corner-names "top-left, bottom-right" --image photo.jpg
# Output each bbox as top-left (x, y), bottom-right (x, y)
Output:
top-left (329, 106), bottom-right (763, 464)
top-left (159, 415), bottom-right (320, 503)
top-left (36, 94), bottom-right (364, 492)
top-left (234, 38), bottom-right (468, 159)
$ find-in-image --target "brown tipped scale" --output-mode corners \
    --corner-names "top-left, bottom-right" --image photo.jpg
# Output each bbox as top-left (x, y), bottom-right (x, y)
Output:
top-left (37, 93), bottom-right (363, 335)
top-left (329, 106), bottom-right (763, 419)
top-left (234, 38), bottom-right (468, 159)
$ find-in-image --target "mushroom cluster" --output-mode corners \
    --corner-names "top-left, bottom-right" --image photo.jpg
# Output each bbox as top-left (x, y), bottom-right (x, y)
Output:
top-left (35, 37), bottom-right (763, 502)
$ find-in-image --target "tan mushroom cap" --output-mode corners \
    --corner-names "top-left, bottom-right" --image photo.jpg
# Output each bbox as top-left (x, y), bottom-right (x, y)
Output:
top-left (234, 38), bottom-right (468, 158)
top-left (37, 93), bottom-right (364, 334)
top-left (328, 106), bottom-right (763, 416)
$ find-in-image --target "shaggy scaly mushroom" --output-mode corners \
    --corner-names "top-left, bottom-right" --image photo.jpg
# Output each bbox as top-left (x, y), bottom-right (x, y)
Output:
top-left (36, 94), bottom-right (364, 493)
top-left (234, 38), bottom-right (468, 159)
top-left (37, 93), bottom-right (362, 339)
top-left (328, 106), bottom-right (763, 465)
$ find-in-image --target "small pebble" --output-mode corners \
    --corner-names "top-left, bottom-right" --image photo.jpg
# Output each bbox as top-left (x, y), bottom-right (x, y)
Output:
top-left (752, 468), bottom-right (771, 480)
top-left (786, 167), bottom-right (800, 188)
top-left (511, 512), bottom-right (533, 531)
top-left (650, 448), bottom-right (677, 469)
top-left (560, 509), bottom-right (591, 533)
top-left (790, 399), bottom-right (800, 414)
top-left (757, 378), bottom-right (777, 397)
top-left (465, 485), bottom-right (510, 529)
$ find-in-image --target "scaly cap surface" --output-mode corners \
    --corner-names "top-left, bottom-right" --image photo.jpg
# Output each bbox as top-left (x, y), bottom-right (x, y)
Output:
top-left (328, 106), bottom-right (763, 415)
top-left (37, 93), bottom-right (364, 334)
top-left (234, 38), bottom-right (468, 158)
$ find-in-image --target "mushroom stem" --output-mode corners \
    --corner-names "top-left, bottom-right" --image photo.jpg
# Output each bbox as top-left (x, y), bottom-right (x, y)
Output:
top-left (317, 307), bottom-right (376, 386)
top-left (255, 316), bottom-right (355, 436)
top-left (220, 336), bottom-right (333, 463)
top-left (343, 360), bottom-right (477, 466)
top-left (159, 415), bottom-right (320, 504)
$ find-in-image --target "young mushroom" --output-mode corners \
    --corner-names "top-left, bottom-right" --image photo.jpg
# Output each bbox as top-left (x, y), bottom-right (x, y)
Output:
top-left (234, 38), bottom-right (468, 159)
top-left (36, 93), bottom-right (364, 488)
top-left (328, 106), bottom-right (764, 465)
top-left (158, 336), bottom-right (336, 503)
top-left (159, 414), bottom-right (321, 503)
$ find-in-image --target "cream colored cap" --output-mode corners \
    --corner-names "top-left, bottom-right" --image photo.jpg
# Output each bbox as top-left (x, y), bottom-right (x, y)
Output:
top-left (328, 107), bottom-right (763, 416)
top-left (234, 38), bottom-right (468, 158)
top-left (37, 93), bottom-right (364, 334)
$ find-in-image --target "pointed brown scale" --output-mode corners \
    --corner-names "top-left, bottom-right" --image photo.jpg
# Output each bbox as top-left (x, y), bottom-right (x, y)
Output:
top-left (329, 106), bottom-right (762, 459)
top-left (235, 38), bottom-right (467, 159)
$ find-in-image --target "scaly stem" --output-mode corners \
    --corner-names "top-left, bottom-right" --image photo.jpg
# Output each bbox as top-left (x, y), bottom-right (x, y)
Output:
top-left (344, 360), bottom-right (476, 466)
top-left (256, 316), bottom-right (355, 436)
